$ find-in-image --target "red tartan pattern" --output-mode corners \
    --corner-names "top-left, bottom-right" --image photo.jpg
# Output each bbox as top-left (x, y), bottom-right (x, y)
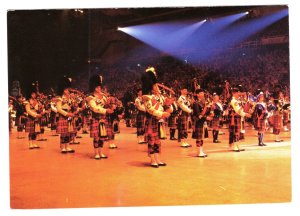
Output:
top-left (255, 118), bottom-right (266, 131)
top-left (25, 118), bottom-right (35, 133)
top-left (193, 125), bottom-right (204, 140)
top-left (56, 115), bottom-right (69, 134)
top-left (144, 116), bottom-right (160, 144)
top-left (168, 116), bottom-right (177, 128)
top-left (177, 113), bottom-right (188, 133)
top-left (229, 115), bottom-right (241, 135)
top-left (273, 111), bottom-right (282, 130)
top-left (211, 117), bottom-right (220, 130)
top-left (89, 117), bottom-right (111, 141)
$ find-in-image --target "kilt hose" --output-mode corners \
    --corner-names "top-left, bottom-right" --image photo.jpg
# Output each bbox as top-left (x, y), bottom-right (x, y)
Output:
top-left (177, 112), bottom-right (188, 142)
top-left (273, 111), bottom-right (282, 135)
top-left (144, 115), bottom-right (161, 155)
top-left (229, 115), bottom-right (241, 144)
top-left (136, 111), bottom-right (146, 136)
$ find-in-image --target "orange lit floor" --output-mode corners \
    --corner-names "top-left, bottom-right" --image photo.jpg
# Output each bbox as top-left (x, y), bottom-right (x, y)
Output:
top-left (9, 122), bottom-right (291, 209)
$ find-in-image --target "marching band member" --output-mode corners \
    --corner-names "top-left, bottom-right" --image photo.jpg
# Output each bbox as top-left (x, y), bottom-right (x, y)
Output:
top-left (168, 97), bottom-right (179, 140)
top-left (86, 75), bottom-right (114, 160)
top-left (211, 93), bottom-right (223, 143)
top-left (105, 93), bottom-right (120, 149)
top-left (253, 92), bottom-right (268, 146)
top-left (49, 99), bottom-right (59, 136)
top-left (14, 95), bottom-right (27, 139)
top-left (192, 89), bottom-right (212, 157)
top-left (141, 67), bottom-right (171, 168)
top-left (177, 85), bottom-right (192, 148)
top-left (24, 83), bottom-right (43, 149)
top-left (135, 88), bottom-right (146, 144)
top-left (228, 86), bottom-right (251, 152)
top-left (55, 76), bottom-right (76, 154)
top-left (273, 91), bottom-right (284, 142)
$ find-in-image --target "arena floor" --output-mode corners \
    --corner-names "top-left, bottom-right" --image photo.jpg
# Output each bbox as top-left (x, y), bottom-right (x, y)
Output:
top-left (9, 122), bottom-right (291, 209)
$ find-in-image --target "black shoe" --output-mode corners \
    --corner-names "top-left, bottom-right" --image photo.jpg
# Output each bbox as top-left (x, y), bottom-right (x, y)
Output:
top-left (197, 155), bottom-right (207, 158)
top-left (158, 162), bottom-right (167, 166)
top-left (259, 143), bottom-right (267, 146)
top-left (150, 164), bottom-right (159, 168)
top-left (213, 140), bottom-right (221, 143)
top-left (233, 149), bottom-right (240, 152)
top-left (100, 155), bottom-right (108, 159)
top-left (66, 149), bottom-right (75, 153)
top-left (70, 141), bottom-right (80, 145)
top-left (76, 136), bottom-right (82, 139)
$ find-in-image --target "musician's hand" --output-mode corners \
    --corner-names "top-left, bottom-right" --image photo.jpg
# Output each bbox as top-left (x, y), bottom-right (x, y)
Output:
top-left (67, 112), bottom-right (74, 117)
top-left (165, 107), bottom-right (173, 113)
top-left (245, 113), bottom-right (251, 118)
top-left (162, 112), bottom-right (171, 118)
top-left (106, 108), bottom-right (114, 114)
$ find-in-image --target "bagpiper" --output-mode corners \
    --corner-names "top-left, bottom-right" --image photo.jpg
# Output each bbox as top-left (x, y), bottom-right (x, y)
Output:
top-left (55, 76), bottom-right (76, 154)
top-left (228, 86), bottom-right (251, 152)
top-left (24, 83), bottom-right (43, 149)
top-left (141, 67), bottom-right (171, 168)
top-left (135, 88), bottom-right (146, 144)
top-left (86, 75), bottom-right (114, 160)
top-left (192, 89), bottom-right (212, 157)
top-left (177, 85), bottom-right (192, 148)
top-left (210, 93), bottom-right (223, 143)
top-left (252, 91), bottom-right (268, 146)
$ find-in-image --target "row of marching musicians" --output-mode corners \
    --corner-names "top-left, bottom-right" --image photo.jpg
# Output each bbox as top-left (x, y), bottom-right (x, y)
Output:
top-left (12, 75), bottom-right (124, 160)
top-left (135, 67), bottom-right (290, 166)
top-left (11, 68), bottom-right (290, 168)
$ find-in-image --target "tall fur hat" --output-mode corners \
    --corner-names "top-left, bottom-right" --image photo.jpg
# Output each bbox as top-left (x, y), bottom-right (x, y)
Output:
top-left (89, 74), bottom-right (103, 93)
top-left (141, 67), bottom-right (157, 95)
top-left (57, 76), bottom-right (72, 96)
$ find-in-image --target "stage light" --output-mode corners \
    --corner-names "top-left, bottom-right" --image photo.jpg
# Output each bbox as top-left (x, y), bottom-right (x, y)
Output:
top-left (203, 19), bottom-right (207, 22)
top-left (117, 27), bottom-right (122, 31)
top-left (245, 11), bottom-right (249, 15)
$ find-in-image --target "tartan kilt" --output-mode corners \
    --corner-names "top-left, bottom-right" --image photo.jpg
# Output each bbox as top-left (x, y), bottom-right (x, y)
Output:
top-left (211, 117), bottom-right (220, 130)
top-left (56, 115), bottom-right (69, 134)
top-left (192, 122), bottom-right (204, 140)
top-left (25, 118), bottom-right (35, 133)
top-left (229, 115), bottom-right (241, 135)
top-left (177, 113), bottom-right (188, 134)
top-left (255, 118), bottom-right (266, 131)
top-left (136, 111), bottom-right (146, 135)
top-left (168, 115), bottom-right (177, 128)
top-left (144, 116), bottom-right (160, 144)
top-left (273, 112), bottom-right (282, 130)
top-left (89, 117), bottom-right (110, 141)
